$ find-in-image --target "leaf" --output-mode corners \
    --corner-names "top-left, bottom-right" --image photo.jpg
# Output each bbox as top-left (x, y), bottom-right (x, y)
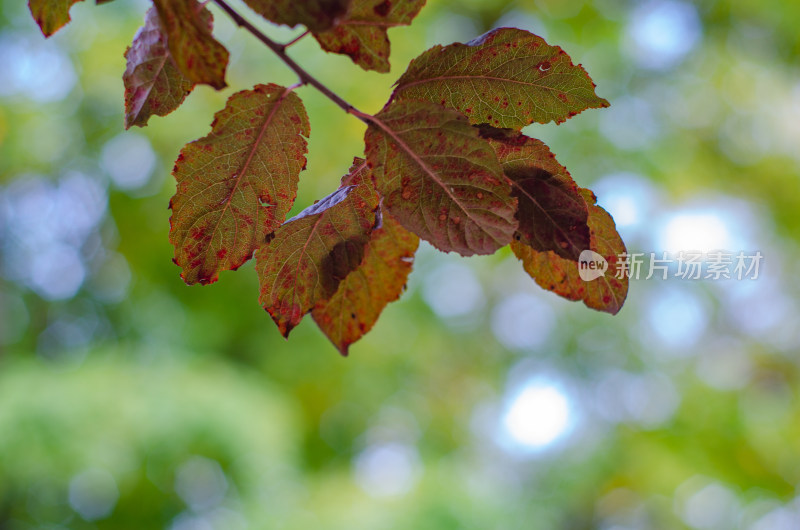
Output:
top-left (169, 83), bottom-right (310, 285)
top-left (241, 0), bottom-right (351, 32)
top-left (313, 208), bottom-right (419, 355)
top-left (313, 0), bottom-right (426, 73)
top-left (364, 100), bottom-right (517, 256)
top-left (479, 126), bottom-right (590, 261)
top-left (29, 0), bottom-right (83, 37)
top-left (511, 189), bottom-right (628, 315)
top-left (152, 0), bottom-right (229, 89)
top-left (391, 27), bottom-right (609, 129)
top-left (257, 160), bottom-right (379, 337)
top-left (123, 7), bottom-right (196, 129)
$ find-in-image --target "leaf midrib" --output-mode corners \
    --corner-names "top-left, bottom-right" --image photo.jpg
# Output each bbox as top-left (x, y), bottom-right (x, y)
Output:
top-left (131, 57), bottom-right (171, 125)
top-left (394, 74), bottom-right (570, 97)
top-left (205, 87), bottom-right (294, 267)
top-left (509, 177), bottom-right (586, 258)
top-left (369, 114), bottom-right (495, 247)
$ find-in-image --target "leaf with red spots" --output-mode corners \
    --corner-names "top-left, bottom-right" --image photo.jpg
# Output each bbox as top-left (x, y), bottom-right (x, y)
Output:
top-left (364, 100), bottom-right (517, 256)
top-left (313, 0), bottom-right (426, 73)
top-left (512, 188), bottom-right (628, 315)
top-left (313, 207), bottom-right (419, 355)
top-left (152, 0), bottom-right (229, 89)
top-left (28, 0), bottom-right (84, 36)
top-left (242, 0), bottom-right (351, 32)
top-left (391, 27), bottom-right (609, 129)
top-left (123, 7), bottom-right (197, 129)
top-left (479, 126), bottom-right (590, 261)
top-left (257, 160), bottom-right (379, 337)
top-left (169, 83), bottom-right (310, 285)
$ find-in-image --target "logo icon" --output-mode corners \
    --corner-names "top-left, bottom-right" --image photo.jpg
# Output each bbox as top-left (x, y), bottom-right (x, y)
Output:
top-left (578, 250), bottom-right (608, 282)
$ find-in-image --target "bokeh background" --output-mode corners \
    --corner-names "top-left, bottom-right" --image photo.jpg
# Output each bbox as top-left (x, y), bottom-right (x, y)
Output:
top-left (2, 0), bottom-right (800, 528)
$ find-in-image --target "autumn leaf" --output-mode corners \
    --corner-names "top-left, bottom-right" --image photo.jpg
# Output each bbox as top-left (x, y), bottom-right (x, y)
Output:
top-left (152, 0), bottom-right (229, 89)
top-left (29, 0), bottom-right (83, 36)
top-left (313, 0), bottom-right (426, 73)
top-left (484, 128), bottom-right (625, 313)
top-left (364, 100), bottom-right (517, 256)
top-left (169, 84), bottom-right (310, 285)
top-left (391, 27), bottom-right (609, 129)
top-left (479, 126), bottom-right (590, 261)
top-left (123, 7), bottom-right (196, 129)
top-left (512, 188), bottom-right (628, 315)
top-left (313, 208), bottom-right (419, 355)
top-left (257, 160), bottom-right (379, 337)
top-left (242, 0), bottom-right (351, 32)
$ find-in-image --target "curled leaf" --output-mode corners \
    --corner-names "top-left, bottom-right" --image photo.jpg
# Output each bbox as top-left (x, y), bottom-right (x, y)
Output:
top-left (512, 189), bottom-right (628, 315)
top-left (364, 100), bottom-right (517, 256)
top-left (152, 0), bottom-right (229, 89)
top-left (392, 27), bottom-right (609, 129)
top-left (257, 160), bottom-right (379, 337)
top-left (169, 84), bottom-right (310, 285)
top-left (123, 7), bottom-right (196, 128)
top-left (28, 0), bottom-right (84, 37)
top-left (313, 0), bottom-right (426, 72)
top-left (242, 0), bottom-right (351, 32)
top-left (479, 126), bottom-right (590, 261)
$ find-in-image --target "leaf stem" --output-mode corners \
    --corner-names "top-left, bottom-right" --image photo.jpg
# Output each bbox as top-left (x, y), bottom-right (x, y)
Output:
top-left (283, 30), bottom-right (309, 49)
top-left (211, 0), bottom-right (370, 124)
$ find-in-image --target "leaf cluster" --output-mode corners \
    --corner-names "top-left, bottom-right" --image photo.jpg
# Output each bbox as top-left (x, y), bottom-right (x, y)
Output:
top-left (30, 0), bottom-right (628, 354)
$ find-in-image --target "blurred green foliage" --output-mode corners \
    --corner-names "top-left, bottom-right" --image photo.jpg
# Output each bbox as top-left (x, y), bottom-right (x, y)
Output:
top-left (2, 0), bottom-right (800, 528)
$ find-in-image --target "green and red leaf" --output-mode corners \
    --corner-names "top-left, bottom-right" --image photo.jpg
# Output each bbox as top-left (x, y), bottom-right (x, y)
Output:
top-left (152, 0), bottom-right (229, 89)
top-left (479, 126), bottom-right (590, 261)
top-left (241, 0), bottom-right (351, 32)
top-left (313, 208), bottom-right (419, 355)
top-left (28, 0), bottom-right (83, 36)
top-left (123, 7), bottom-right (196, 128)
top-left (364, 100), bottom-right (517, 256)
top-left (512, 188), bottom-right (628, 315)
top-left (313, 0), bottom-right (426, 72)
top-left (257, 160), bottom-right (379, 337)
top-left (169, 83), bottom-right (310, 285)
top-left (392, 27), bottom-right (609, 129)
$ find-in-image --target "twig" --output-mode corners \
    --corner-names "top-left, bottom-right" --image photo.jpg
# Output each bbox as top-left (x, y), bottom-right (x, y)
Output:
top-left (283, 30), bottom-right (309, 49)
top-left (212, 0), bottom-right (371, 125)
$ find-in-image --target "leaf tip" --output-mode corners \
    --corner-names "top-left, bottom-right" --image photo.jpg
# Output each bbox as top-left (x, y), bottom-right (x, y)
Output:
top-left (179, 268), bottom-right (219, 286)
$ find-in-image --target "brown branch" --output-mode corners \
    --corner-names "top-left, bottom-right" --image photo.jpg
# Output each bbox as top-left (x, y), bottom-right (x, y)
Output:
top-left (211, 0), bottom-right (371, 125)
top-left (348, 107), bottom-right (378, 125)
